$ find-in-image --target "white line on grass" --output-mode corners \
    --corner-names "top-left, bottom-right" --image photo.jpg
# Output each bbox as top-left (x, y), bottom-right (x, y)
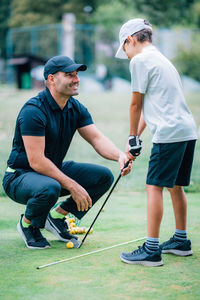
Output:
top-left (37, 236), bottom-right (146, 269)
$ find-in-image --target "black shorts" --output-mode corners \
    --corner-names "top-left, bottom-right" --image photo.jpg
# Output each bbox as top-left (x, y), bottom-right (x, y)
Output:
top-left (146, 140), bottom-right (196, 188)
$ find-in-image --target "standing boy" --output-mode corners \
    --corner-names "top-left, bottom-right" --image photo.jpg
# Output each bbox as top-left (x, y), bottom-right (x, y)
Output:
top-left (115, 18), bottom-right (198, 266)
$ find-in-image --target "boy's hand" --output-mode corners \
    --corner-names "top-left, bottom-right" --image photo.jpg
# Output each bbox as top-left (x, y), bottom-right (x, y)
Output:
top-left (129, 135), bottom-right (142, 157)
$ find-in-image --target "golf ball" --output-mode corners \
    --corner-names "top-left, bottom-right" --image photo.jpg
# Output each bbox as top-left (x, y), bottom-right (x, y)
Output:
top-left (66, 241), bottom-right (74, 248)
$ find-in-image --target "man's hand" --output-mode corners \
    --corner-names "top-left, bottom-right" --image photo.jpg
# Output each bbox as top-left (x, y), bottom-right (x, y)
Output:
top-left (118, 152), bottom-right (132, 177)
top-left (128, 135), bottom-right (142, 158)
top-left (69, 183), bottom-right (92, 212)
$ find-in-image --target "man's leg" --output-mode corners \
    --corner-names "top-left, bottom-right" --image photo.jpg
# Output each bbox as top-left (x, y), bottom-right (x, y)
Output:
top-left (59, 161), bottom-right (114, 219)
top-left (45, 161), bottom-right (114, 243)
top-left (6, 171), bottom-right (61, 249)
top-left (13, 172), bottom-right (61, 228)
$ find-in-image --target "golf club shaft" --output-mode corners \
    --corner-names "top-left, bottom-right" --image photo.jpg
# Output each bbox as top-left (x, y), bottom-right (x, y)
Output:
top-left (37, 236), bottom-right (145, 269)
top-left (79, 161), bottom-right (130, 248)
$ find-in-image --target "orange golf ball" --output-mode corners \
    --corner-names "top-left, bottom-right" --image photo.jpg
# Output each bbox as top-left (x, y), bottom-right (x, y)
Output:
top-left (66, 241), bottom-right (74, 248)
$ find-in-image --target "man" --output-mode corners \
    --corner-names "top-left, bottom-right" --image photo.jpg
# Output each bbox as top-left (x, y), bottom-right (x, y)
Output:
top-left (3, 55), bottom-right (131, 249)
top-left (115, 18), bottom-right (197, 266)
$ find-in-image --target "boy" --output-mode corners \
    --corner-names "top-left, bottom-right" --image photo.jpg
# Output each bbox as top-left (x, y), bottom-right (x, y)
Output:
top-left (115, 18), bottom-right (198, 266)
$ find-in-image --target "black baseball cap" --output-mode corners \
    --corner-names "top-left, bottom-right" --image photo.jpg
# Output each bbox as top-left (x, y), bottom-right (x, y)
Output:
top-left (44, 55), bottom-right (87, 79)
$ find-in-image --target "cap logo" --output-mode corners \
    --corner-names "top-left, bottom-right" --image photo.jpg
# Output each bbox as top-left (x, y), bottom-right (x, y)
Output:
top-left (144, 20), bottom-right (151, 26)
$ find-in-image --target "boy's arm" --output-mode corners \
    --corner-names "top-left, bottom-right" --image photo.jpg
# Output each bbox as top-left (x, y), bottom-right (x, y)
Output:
top-left (128, 92), bottom-right (144, 159)
top-left (129, 92), bottom-right (143, 135)
top-left (138, 112), bottom-right (146, 137)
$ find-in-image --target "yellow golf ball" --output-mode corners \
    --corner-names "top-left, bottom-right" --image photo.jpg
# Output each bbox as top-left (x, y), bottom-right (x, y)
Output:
top-left (66, 241), bottom-right (74, 249)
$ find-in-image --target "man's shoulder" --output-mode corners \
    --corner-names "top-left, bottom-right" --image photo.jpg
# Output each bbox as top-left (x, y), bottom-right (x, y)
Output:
top-left (26, 90), bottom-right (46, 108)
top-left (19, 90), bottom-right (47, 118)
top-left (69, 96), bottom-right (87, 111)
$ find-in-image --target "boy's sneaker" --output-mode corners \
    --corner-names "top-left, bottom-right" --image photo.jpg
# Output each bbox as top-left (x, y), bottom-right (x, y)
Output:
top-left (160, 236), bottom-right (193, 256)
top-left (45, 213), bottom-right (79, 246)
top-left (17, 215), bottom-right (50, 249)
top-left (120, 243), bottom-right (163, 267)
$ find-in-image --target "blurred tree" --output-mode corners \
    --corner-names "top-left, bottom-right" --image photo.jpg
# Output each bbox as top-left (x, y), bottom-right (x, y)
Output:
top-left (192, 0), bottom-right (200, 27)
top-left (174, 36), bottom-right (200, 81)
top-left (9, 0), bottom-right (107, 27)
top-left (0, 0), bottom-right (12, 58)
top-left (133, 0), bottom-right (195, 27)
top-left (10, 0), bottom-right (71, 27)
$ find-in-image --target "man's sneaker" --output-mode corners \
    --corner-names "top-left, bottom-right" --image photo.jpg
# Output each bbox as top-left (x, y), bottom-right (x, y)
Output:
top-left (160, 236), bottom-right (193, 256)
top-left (17, 215), bottom-right (50, 249)
top-left (45, 213), bottom-right (79, 247)
top-left (120, 243), bottom-right (163, 267)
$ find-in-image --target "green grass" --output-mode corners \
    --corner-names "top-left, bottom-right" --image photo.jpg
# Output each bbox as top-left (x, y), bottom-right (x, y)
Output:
top-left (0, 87), bottom-right (200, 299)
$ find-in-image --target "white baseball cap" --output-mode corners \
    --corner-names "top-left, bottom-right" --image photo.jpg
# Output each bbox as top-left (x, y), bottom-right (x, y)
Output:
top-left (115, 18), bottom-right (152, 59)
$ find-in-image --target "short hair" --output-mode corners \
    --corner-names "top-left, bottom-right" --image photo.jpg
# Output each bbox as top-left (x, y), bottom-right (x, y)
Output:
top-left (133, 29), bottom-right (152, 43)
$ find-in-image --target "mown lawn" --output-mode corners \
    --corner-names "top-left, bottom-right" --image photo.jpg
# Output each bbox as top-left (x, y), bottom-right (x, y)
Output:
top-left (0, 87), bottom-right (199, 299)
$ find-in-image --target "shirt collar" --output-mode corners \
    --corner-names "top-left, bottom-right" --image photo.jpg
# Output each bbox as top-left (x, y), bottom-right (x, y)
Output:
top-left (44, 88), bottom-right (73, 112)
top-left (141, 45), bottom-right (157, 53)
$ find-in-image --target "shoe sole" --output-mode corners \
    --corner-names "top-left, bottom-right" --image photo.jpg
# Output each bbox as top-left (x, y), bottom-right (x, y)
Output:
top-left (162, 249), bottom-right (193, 256)
top-left (17, 222), bottom-right (50, 250)
top-left (45, 217), bottom-right (80, 247)
top-left (120, 256), bottom-right (164, 267)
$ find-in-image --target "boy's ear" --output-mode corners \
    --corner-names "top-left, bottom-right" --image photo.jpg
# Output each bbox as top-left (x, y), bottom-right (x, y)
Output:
top-left (128, 35), bottom-right (136, 46)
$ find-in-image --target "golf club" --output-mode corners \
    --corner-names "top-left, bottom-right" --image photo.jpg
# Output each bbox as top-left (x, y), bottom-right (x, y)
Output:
top-left (37, 236), bottom-right (145, 269)
top-left (78, 160), bottom-right (130, 248)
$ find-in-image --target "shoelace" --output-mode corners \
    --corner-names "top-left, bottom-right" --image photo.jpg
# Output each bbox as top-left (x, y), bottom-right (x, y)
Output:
top-left (131, 245), bottom-right (145, 255)
top-left (162, 237), bottom-right (175, 247)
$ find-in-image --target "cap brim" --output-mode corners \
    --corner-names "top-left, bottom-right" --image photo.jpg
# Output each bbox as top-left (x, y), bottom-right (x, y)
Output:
top-left (62, 63), bottom-right (87, 73)
top-left (115, 43), bottom-right (128, 59)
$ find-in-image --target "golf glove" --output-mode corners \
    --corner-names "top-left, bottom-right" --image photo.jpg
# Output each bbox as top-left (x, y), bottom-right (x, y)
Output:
top-left (129, 135), bottom-right (142, 157)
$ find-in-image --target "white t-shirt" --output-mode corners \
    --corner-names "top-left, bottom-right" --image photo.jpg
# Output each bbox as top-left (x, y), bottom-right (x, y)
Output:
top-left (130, 45), bottom-right (198, 143)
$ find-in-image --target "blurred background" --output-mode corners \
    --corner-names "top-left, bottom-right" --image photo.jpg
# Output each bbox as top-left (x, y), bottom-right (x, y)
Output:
top-left (0, 0), bottom-right (200, 195)
top-left (0, 0), bottom-right (200, 92)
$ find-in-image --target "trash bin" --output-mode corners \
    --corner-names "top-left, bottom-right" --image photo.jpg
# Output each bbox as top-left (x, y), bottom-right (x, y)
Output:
top-left (21, 72), bottom-right (32, 89)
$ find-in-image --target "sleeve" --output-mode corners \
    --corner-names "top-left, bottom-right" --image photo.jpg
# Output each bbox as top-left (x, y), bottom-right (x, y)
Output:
top-left (77, 103), bottom-right (94, 129)
top-left (18, 104), bottom-right (47, 136)
top-left (130, 57), bottom-right (149, 94)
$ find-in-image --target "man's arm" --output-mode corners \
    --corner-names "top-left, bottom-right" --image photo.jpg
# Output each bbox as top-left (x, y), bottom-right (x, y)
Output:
top-left (78, 125), bottom-right (132, 176)
top-left (22, 135), bottom-right (92, 212)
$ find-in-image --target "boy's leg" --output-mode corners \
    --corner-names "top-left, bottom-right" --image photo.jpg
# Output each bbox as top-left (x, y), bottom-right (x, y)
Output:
top-left (160, 185), bottom-right (192, 256)
top-left (160, 141), bottom-right (196, 256)
top-left (120, 184), bottom-right (164, 267)
top-left (146, 184), bottom-right (163, 238)
top-left (167, 185), bottom-right (187, 231)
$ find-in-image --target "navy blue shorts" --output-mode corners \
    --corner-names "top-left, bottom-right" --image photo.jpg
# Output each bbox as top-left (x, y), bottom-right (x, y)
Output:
top-left (146, 140), bottom-right (196, 188)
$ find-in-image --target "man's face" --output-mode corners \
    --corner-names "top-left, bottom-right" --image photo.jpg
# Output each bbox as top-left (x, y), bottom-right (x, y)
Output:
top-left (52, 71), bottom-right (80, 97)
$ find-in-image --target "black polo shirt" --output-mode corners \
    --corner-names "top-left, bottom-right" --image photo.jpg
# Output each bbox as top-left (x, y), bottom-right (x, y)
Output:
top-left (7, 88), bottom-right (93, 170)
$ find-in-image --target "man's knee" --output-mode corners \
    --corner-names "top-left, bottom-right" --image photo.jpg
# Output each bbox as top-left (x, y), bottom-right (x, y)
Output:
top-left (35, 180), bottom-right (61, 205)
top-left (100, 167), bottom-right (114, 190)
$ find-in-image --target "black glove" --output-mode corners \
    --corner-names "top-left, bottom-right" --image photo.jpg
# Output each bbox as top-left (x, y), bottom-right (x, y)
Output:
top-left (129, 135), bottom-right (142, 157)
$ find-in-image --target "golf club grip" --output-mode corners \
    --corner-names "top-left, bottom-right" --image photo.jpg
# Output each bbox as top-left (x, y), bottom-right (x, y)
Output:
top-left (79, 161), bottom-right (130, 247)
top-left (123, 160), bottom-right (130, 169)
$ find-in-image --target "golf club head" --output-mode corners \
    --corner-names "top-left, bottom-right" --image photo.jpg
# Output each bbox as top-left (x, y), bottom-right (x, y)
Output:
top-left (71, 238), bottom-right (81, 248)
